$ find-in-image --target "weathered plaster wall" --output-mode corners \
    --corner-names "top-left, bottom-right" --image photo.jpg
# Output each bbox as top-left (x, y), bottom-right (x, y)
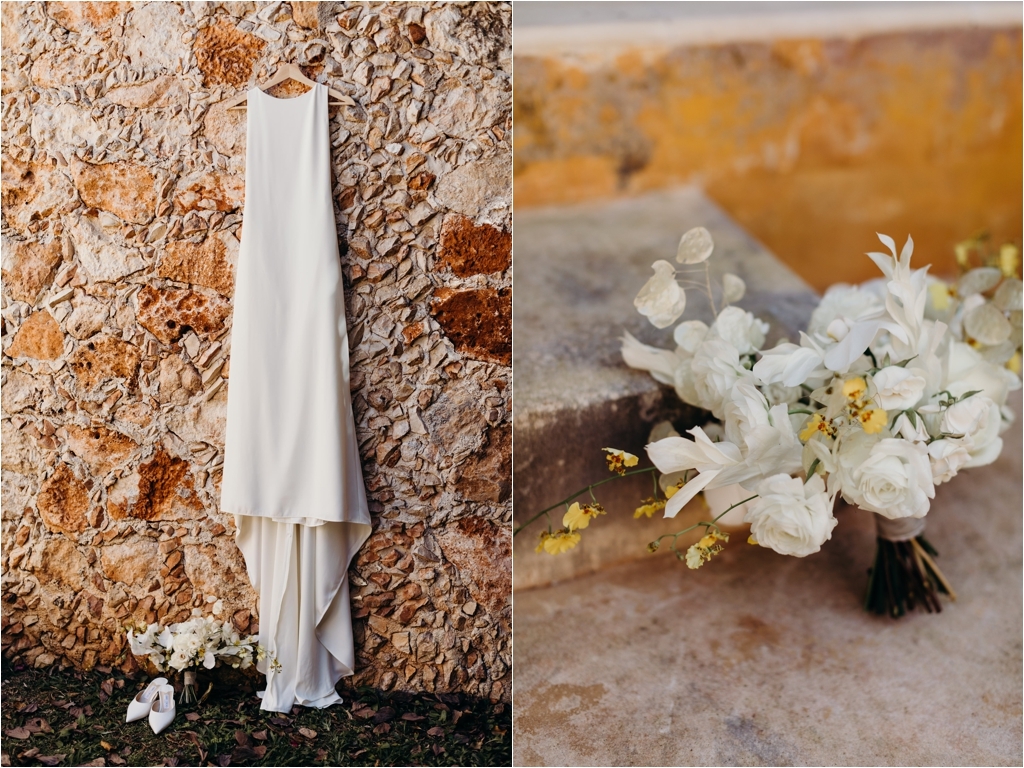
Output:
top-left (1, 1), bottom-right (512, 701)
top-left (513, 27), bottom-right (1023, 290)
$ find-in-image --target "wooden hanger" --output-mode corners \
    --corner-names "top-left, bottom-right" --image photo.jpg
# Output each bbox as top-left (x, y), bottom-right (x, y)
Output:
top-left (222, 63), bottom-right (356, 111)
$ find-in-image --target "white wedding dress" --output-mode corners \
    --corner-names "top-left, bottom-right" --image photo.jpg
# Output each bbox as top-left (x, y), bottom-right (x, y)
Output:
top-left (221, 82), bottom-right (371, 712)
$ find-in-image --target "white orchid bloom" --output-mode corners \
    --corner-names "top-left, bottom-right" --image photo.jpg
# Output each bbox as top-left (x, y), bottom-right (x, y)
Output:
top-left (620, 331), bottom-right (683, 386)
top-left (648, 384), bottom-right (802, 518)
top-left (753, 339), bottom-right (827, 388)
top-left (647, 428), bottom-right (744, 517)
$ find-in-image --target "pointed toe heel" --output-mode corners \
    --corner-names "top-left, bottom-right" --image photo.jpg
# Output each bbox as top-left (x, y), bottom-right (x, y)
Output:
top-left (125, 676), bottom-right (168, 723)
top-left (148, 684), bottom-right (177, 734)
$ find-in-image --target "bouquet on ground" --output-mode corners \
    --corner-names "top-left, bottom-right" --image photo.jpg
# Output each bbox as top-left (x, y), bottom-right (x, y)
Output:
top-left (517, 227), bottom-right (1021, 618)
top-left (126, 607), bottom-right (277, 703)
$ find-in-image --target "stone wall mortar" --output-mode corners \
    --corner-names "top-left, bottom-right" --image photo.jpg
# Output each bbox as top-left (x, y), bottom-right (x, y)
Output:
top-left (1, 1), bottom-right (511, 701)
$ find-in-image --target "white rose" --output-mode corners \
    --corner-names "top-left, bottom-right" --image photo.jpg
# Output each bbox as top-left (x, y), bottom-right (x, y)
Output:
top-left (709, 306), bottom-right (768, 355)
top-left (836, 433), bottom-right (934, 519)
top-left (927, 439), bottom-right (972, 484)
top-left (690, 338), bottom-right (756, 418)
top-left (744, 473), bottom-right (837, 557)
top-left (871, 366), bottom-right (926, 410)
top-left (635, 260), bottom-right (686, 329)
top-left (169, 650), bottom-right (190, 672)
top-left (941, 394), bottom-right (1002, 468)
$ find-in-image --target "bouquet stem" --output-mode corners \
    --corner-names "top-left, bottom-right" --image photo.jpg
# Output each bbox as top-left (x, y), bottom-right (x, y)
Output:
top-left (864, 515), bottom-right (955, 618)
top-left (180, 670), bottom-right (198, 705)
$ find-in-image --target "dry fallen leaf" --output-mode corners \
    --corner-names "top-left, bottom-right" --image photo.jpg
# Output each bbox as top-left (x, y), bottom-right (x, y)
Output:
top-left (298, 727), bottom-right (317, 739)
top-left (400, 712), bottom-right (425, 721)
top-left (427, 726), bottom-right (445, 737)
top-left (37, 756), bottom-right (66, 767)
top-left (5, 727), bottom-right (30, 740)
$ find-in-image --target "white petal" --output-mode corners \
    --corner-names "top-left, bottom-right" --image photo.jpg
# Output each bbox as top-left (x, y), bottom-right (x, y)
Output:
top-left (721, 272), bottom-right (745, 304)
top-left (620, 331), bottom-right (680, 384)
top-left (676, 226), bottom-right (714, 264)
top-left (664, 469), bottom-right (719, 518)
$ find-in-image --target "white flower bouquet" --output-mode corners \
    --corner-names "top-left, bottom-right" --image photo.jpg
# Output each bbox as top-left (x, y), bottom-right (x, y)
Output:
top-left (516, 228), bottom-right (1021, 618)
top-left (126, 608), bottom-right (275, 703)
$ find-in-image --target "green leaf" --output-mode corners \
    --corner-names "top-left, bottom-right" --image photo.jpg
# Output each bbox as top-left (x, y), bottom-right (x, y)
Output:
top-left (957, 389), bottom-right (982, 402)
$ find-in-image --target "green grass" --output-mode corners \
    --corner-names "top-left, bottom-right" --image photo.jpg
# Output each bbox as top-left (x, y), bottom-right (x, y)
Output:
top-left (0, 659), bottom-right (510, 767)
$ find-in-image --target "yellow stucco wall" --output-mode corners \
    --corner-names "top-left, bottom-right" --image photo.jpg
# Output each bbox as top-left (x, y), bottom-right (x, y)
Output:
top-left (514, 27), bottom-right (1023, 290)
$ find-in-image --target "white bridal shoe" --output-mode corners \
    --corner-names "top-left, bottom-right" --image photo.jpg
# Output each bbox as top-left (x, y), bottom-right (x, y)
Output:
top-left (148, 684), bottom-right (177, 734)
top-left (125, 677), bottom-right (168, 723)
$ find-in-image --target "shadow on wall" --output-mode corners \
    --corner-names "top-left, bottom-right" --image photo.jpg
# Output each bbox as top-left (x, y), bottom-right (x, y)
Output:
top-left (513, 23), bottom-right (1023, 290)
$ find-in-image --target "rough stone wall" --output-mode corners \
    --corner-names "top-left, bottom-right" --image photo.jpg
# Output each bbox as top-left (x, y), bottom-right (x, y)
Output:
top-left (513, 27), bottom-right (1023, 290)
top-left (1, 1), bottom-right (512, 702)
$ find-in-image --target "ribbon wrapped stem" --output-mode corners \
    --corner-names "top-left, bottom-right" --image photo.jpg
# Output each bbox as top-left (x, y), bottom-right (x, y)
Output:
top-left (864, 514), bottom-right (955, 618)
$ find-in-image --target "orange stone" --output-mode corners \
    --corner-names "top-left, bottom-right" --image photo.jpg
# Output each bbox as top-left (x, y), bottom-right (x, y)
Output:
top-left (37, 463), bottom-right (91, 536)
top-left (6, 310), bottom-right (64, 361)
top-left (1, 238), bottom-right (64, 304)
top-left (135, 285), bottom-right (232, 344)
top-left (455, 424), bottom-right (511, 503)
top-left (47, 2), bottom-right (131, 33)
top-left (194, 19), bottom-right (266, 90)
top-left (106, 449), bottom-right (203, 521)
top-left (67, 335), bottom-right (142, 392)
top-left (172, 172), bottom-right (244, 215)
top-left (63, 424), bottom-right (138, 476)
top-left (71, 160), bottom-right (156, 225)
top-left (438, 215), bottom-right (511, 277)
top-left (291, 2), bottom-right (320, 29)
top-left (1, 158), bottom-right (77, 236)
top-left (159, 235), bottom-right (236, 296)
top-left (430, 288), bottom-right (511, 365)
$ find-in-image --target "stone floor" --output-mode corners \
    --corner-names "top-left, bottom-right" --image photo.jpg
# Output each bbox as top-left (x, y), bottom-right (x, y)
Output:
top-left (513, 394), bottom-right (1023, 767)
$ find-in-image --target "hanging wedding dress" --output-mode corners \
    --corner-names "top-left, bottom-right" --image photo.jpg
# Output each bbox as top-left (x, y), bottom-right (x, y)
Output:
top-left (220, 82), bottom-right (371, 712)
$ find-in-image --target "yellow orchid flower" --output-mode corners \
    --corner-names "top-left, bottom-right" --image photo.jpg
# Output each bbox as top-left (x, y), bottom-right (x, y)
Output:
top-left (603, 447), bottom-right (639, 475)
top-left (537, 529), bottom-right (582, 555)
top-left (842, 377), bottom-right (867, 401)
top-left (634, 498), bottom-right (666, 518)
top-left (859, 407), bottom-right (888, 434)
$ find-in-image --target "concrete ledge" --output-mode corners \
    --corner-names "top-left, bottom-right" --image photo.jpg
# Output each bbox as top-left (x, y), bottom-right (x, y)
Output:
top-left (512, 187), bottom-right (818, 589)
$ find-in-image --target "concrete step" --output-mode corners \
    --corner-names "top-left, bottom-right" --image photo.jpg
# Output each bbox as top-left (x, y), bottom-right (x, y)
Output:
top-left (513, 391), bottom-right (1023, 766)
top-left (512, 187), bottom-right (818, 589)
